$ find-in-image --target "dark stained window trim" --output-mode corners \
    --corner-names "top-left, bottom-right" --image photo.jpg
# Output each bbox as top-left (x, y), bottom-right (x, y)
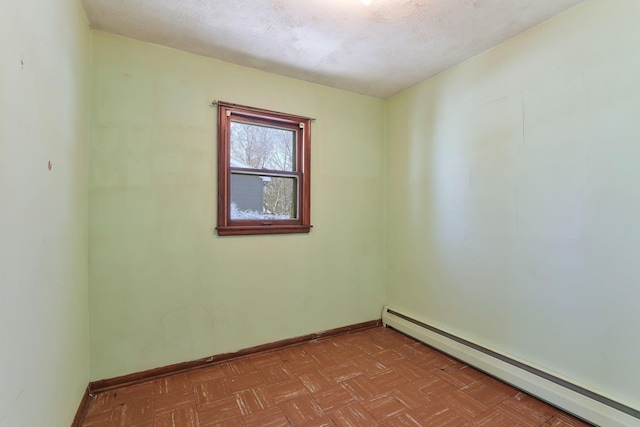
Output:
top-left (216, 101), bottom-right (312, 236)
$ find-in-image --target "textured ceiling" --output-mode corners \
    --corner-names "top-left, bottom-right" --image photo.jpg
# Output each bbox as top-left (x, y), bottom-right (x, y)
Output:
top-left (81, 0), bottom-right (585, 98)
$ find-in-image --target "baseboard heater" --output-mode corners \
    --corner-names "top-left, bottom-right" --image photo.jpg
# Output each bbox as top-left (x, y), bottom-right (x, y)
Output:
top-left (381, 306), bottom-right (640, 427)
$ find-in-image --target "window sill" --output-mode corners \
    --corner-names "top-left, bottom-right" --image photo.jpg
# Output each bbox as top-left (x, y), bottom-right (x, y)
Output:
top-left (216, 224), bottom-right (312, 236)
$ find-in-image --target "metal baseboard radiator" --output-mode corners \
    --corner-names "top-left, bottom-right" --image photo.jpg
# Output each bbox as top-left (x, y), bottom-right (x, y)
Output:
top-left (381, 306), bottom-right (640, 427)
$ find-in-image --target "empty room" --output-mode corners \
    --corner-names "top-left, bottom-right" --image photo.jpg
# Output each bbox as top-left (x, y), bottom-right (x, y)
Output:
top-left (1, 0), bottom-right (639, 426)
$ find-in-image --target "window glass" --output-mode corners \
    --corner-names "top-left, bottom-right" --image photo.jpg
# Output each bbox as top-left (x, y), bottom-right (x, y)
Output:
top-left (230, 175), bottom-right (298, 220)
top-left (230, 122), bottom-right (296, 172)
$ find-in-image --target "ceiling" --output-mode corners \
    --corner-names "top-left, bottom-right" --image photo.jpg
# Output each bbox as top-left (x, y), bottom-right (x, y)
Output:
top-left (81, 0), bottom-right (585, 98)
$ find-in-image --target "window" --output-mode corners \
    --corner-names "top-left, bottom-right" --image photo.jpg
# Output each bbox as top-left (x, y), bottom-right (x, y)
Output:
top-left (216, 102), bottom-right (312, 236)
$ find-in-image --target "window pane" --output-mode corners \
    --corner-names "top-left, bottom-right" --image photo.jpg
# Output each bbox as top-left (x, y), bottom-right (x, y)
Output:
top-left (230, 122), bottom-right (296, 171)
top-left (230, 174), bottom-right (297, 220)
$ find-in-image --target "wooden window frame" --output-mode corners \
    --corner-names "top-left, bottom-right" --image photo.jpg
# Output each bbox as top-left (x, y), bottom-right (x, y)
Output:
top-left (216, 102), bottom-right (312, 236)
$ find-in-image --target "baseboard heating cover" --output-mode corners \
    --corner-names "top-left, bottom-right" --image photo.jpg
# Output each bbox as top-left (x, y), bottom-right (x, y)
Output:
top-left (381, 306), bottom-right (640, 427)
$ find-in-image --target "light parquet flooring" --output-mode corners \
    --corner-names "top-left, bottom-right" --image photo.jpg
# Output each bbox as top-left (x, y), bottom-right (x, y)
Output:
top-left (80, 327), bottom-right (592, 427)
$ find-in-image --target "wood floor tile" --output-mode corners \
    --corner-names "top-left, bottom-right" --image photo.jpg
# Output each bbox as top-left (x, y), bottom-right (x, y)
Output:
top-left (546, 414), bottom-right (594, 427)
top-left (155, 373), bottom-right (191, 395)
top-left (415, 374), bottom-right (456, 400)
top-left (249, 351), bottom-right (284, 370)
top-left (197, 396), bottom-right (244, 425)
top-left (324, 363), bottom-right (363, 382)
top-left (79, 327), bottom-right (594, 427)
top-left (310, 351), bottom-right (343, 369)
top-left (353, 337), bottom-right (386, 355)
top-left (392, 360), bottom-right (431, 381)
top-left (154, 390), bottom-right (195, 414)
top-left (340, 375), bottom-right (380, 401)
top-left (374, 349), bottom-right (406, 365)
top-left (389, 384), bottom-right (431, 410)
top-left (350, 355), bottom-right (387, 375)
top-left (297, 415), bottom-right (336, 427)
top-left (441, 356), bottom-right (467, 370)
top-left (235, 388), bottom-right (272, 415)
top-left (228, 370), bottom-right (266, 393)
top-left (85, 392), bottom-right (116, 415)
top-left (112, 382), bottom-right (155, 405)
top-left (512, 391), bottom-right (558, 419)
top-left (109, 397), bottom-right (154, 427)
top-left (412, 356), bottom-right (449, 376)
top-left (405, 342), bottom-right (440, 359)
top-left (368, 369), bottom-right (408, 393)
top-left (458, 365), bottom-right (493, 383)
top-left (243, 406), bottom-right (290, 427)
top-left (330, 402), bottom-right (378, 426)
top-left (378, 412), bottom-right (423, 427)
top-left (279, 347), bottom-right (311, 364)
top-left (361, 394), bottom-right (407, 422)
top-left (459, 408), bottom-right (522, 426)
top-left (332, 345), bottom-right (368, 364)
top-left (440, 390), bottom-right (489, 419)
top-left (194, 377), bottom-right (231, 404)
top-left (392, 334), bottom-right (417, 345)
top-left (312, 387), bottom-right (356, 413)
top-left (435, 366), bottom-right (477, 388)
top-left (189, 364), bottom-right (226, 383)
top-left (460, 380), bottom-right (511, 407)
top-left (394, 343), bottom-right (429, 361)
top-left (283, 358), bottom-right (323, 376)
top-left (80, 410), bottom-right (112, 426)
top-left (298, 371), bottom-right (337, 394)
top-left (330, 335), bottom-right (358, 348)
top-left (154, 406), bottom-right (198, 427)
top-left (552, 412), bottom-right (594, 426)
top-left (262, 363), bottom-right (293, 383)
top-left (279, 395), bottom-right (324, 425)
top-left (222, 358), bottom-right (257, 377)
top-left (496, 395), bottom-right (552, 425)
top-left (264, 379), bottom-right (309, 404)
top-left (408, 397), bottom-right (468, 426)
top-left (482, 375), bottom-right (520, 397)
top-left (305, 340), bottom-right (339, 355)
top-left (200, 417), bottom-right (245, 427)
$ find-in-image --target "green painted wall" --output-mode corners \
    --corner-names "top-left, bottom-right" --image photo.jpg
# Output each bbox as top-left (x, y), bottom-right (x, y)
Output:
top-left (0, 0), bottom-right (91, 425)
top-left (88, 32), bottom-right (387, 380)
top-left (387, 0), bottom-right (640, 409)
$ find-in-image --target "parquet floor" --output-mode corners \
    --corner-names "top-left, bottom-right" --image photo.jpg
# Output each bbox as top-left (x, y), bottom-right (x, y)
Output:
top-left (80, 327), bottom-right (592, 426)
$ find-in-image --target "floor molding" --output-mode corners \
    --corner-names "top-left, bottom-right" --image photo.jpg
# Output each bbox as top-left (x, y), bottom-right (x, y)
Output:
top-left (89, 319), bottom-right (381, 394)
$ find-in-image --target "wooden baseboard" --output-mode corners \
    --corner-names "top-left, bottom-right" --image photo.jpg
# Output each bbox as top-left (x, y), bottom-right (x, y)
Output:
top-left (89, 319), bottom-right (381, 393)
top-left (70, 385), bottom-right (90, 427)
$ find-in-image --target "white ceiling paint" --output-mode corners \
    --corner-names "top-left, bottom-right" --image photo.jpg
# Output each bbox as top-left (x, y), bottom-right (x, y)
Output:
top-left (81, 0), bottom-right (586, 98)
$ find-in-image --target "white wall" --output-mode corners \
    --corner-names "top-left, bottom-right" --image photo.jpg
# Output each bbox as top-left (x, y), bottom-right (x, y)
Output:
top-left (0, 0), bottom-right (91, 425)
top-left (88, 32), bottom-right (387, 380)
top-left (387, 0), bottom-right (640, 410)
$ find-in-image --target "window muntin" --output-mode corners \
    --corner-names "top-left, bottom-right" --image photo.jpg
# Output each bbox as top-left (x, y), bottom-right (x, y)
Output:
top-left (216, 102), bottom-right (311, 236)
